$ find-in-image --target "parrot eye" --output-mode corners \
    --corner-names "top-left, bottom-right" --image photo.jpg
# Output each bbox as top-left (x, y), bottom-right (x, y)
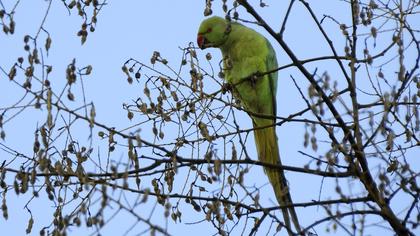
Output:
top-left (206, 28), bottom-right (212, 33)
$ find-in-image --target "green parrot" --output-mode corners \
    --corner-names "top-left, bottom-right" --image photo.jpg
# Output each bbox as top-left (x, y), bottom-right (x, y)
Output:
top-left (197, 16), bottom-right (301, 234)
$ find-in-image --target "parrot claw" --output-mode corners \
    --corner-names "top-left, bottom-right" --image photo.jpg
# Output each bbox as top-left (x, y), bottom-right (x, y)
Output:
top-left (249, 73), bottom-right (260, 87)
top-left (221, 83), bottom-right (232, 94)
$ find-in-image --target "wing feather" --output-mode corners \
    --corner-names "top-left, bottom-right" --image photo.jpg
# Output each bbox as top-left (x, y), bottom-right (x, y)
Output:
top-left (264, 39), bottom-right (278, 118)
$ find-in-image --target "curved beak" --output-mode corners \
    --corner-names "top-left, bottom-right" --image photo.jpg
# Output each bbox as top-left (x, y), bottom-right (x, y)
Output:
top-left (197, 34), bottom-right (207, 49)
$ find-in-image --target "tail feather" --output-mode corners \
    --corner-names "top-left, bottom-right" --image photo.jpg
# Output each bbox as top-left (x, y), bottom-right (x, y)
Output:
top-left (253, 121), bottom-right (301, 235)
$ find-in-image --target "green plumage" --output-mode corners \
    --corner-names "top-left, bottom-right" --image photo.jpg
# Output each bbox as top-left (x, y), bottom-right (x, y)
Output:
top-left (198, 16), bottom-right (301, 235)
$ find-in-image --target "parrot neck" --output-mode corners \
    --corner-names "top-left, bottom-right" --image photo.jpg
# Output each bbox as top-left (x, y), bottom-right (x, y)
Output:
top-left (219, 35), bottom-right (242, 68)
top-left (219, 23), bottom-right (243, 55)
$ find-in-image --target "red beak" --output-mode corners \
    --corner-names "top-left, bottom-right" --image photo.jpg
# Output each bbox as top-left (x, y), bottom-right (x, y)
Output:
top-left (197, 34), bottom-right (205, 49)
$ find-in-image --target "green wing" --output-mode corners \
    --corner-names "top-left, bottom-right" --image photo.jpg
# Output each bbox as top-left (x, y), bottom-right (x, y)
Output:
top-left (265, 38), bottom-right (278, 118)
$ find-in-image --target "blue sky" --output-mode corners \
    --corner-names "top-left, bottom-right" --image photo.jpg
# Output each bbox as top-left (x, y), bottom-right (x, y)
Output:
top-left (1, 1), bottom-right (419, 235)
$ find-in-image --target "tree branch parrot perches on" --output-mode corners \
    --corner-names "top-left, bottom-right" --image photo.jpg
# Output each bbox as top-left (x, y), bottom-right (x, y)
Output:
top-left (197, 16), bottom-right (301, 235)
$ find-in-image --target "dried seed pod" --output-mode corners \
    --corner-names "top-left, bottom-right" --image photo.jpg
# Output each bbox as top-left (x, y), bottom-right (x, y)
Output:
top-left (25, 217), bottom-right (34, 234)
top-left (2, 195), bottom-right (8, 220)
top-left (135, 72), bottom-right (141, 79)
top-left (8, 66), bottom-right (16, 80)
top-left (127, 111), bottom-right (134, 120)
top-left (371, 27), bottom-right (377, 38)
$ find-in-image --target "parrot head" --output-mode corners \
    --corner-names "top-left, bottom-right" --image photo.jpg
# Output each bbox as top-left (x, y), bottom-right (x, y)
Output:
top-left (197, 16), bottom-right (230, 49)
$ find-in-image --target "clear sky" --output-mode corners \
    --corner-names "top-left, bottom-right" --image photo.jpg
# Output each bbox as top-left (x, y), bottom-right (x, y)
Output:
top-left (1, 1), bottom-right (419, 235)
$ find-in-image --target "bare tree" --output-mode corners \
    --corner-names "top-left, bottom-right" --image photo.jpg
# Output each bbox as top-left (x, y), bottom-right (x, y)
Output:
top-left (0, 1), bottom-right (419, 235)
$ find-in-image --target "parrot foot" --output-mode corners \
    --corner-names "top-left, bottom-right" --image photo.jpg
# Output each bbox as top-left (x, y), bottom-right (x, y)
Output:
top-left (249, 73), bottom-right (260, 88)
top-left (221, 83), bottom-right (232, 94)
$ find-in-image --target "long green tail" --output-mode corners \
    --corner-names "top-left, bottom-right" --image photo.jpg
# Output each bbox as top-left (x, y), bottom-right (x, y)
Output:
top-left (253, 121), bottom-right (301, 235)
